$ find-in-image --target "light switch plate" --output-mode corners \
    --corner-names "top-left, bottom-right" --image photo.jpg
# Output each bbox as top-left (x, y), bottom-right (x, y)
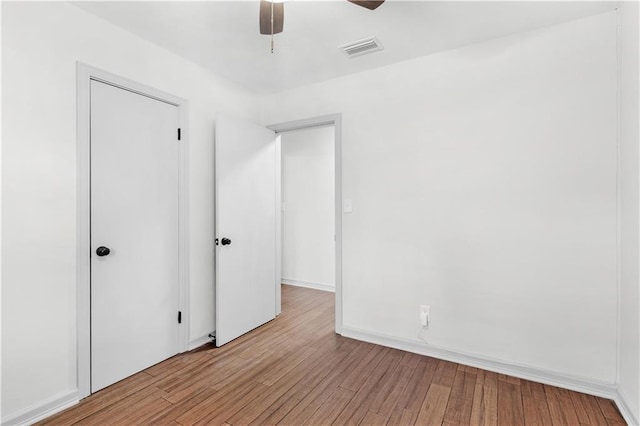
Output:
top-left (344, 199), bottom-right (353, 213)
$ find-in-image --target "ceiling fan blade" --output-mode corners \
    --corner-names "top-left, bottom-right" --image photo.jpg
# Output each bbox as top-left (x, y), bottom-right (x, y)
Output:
top-left (259, 0), bottom-right (284, 35)
top-left (347, 0), bottom-right (385, 10)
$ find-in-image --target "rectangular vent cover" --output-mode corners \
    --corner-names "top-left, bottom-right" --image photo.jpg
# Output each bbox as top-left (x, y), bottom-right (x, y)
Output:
top-left (339, 36), bottom-right (384, 58)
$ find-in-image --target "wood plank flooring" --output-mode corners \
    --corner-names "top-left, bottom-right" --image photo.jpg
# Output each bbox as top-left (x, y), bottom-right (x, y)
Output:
top-left (39, 285), bottom-right (626, 425)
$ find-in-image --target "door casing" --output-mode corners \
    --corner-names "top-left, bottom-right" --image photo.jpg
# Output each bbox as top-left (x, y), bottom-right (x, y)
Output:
top-left (76, 63), bottom-right (189, 399)
top-left (268, 114), bottom-right (343, 334)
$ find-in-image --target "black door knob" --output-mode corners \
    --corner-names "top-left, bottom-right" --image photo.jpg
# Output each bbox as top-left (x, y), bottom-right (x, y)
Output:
top-left (96, 246), bottom-right (111, 256)
top-left (221, 238), bottom-right (231, 246)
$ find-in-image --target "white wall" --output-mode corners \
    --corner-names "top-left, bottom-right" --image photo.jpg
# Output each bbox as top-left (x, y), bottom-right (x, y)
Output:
top-left (264, 12), bottom-right (619, 384)
top-left (1, 2), bottom-right (260, 420)
top-left (618, 1), bottom-right (640, 423)
top-left (281, 126), bottom-right (335, 289)
top-left (1, 1), bottom-right (631, 422)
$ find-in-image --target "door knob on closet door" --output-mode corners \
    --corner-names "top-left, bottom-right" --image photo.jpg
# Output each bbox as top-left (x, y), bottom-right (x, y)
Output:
top-left (221, 238), bottom-right (232, 246)
top-left (96, 246), bottom-right (111, 256)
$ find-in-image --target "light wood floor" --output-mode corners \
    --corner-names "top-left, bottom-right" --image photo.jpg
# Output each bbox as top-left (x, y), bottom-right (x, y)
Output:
top-left (40, 285), bottom-right (626, 425)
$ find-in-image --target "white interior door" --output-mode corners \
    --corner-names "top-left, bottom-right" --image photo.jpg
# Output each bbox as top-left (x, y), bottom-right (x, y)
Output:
top-left (90, 80), bottom-right (180, 392)
top-left (215, 114), bottom-right (278, 346)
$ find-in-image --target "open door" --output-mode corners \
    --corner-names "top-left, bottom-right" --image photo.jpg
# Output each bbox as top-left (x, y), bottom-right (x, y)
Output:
top-left (215, 114), bottom-right (279, 346)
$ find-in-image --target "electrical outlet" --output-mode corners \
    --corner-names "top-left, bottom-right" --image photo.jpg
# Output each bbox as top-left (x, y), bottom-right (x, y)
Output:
top-left (420, 305), bottom-right (431, 327)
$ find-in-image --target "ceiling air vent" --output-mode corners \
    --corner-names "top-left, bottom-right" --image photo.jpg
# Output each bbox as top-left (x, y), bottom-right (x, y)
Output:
top-left (339, 36), bottom-right (384, 58)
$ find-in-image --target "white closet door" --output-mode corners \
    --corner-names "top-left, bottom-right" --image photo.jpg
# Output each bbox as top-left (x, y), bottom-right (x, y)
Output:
top-left (90, 80), bottom-right (180, 392)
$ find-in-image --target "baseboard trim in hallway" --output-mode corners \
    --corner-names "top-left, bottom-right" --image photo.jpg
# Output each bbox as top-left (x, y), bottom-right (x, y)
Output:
top-left (282, 278), bottom-right (335, 293)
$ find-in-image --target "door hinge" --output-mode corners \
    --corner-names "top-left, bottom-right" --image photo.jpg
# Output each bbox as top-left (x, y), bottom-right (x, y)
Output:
top-left (178, 311), bottom-right (182, 324)
top-left (177, 128), bottom-right (181, 141)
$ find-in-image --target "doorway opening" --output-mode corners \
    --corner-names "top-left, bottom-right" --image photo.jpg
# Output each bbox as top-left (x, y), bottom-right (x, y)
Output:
top-left (213, 114), bottom-right (342, 345)
top-left (280, 125), bottom-right (336, 294)
top-left (270, 114), bottom-right (343, 334)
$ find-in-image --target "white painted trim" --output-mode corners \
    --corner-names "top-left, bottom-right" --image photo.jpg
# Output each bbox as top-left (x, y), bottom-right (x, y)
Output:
top-left (1, 390), bottom-right (78, 426)
top-left (268, 114), bottom-right (343, 334)
top-left (178, 95), bottom-right (191, 354)
top-left (614, 6), bottom-right (623, 399)
top-left (282, 278), bottom-right (336, 293)
top-left (275, 134), bottom-right (282, 315)
top-left (76, 62), bottom-right (190, 400)
top-left (613, 13), bottom-right (639, 426)
top-left (341, 326), bottom-right (619, 400)
top-left (615, 387), bottom-right (640, 426)
top-left (76, 62), bottom-right (92, 400)
top-left (188, 334), bottom-right (214, 351)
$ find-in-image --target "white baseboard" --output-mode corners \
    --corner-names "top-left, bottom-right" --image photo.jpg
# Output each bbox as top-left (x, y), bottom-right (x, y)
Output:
top-left (615, 388), bottom-right (640, 426)
top-left (188, 333), bottom-right (214, 351)
top-left (340, 326), bottom-right (619, 400)
top-left (282, 278), bottom-right (335, 293)
top-left (2, 389), bottom-right (78, 426)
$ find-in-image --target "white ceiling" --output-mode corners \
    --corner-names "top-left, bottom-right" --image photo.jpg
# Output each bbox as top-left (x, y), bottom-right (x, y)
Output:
top-left (73, 1), bottom-right (616, 94)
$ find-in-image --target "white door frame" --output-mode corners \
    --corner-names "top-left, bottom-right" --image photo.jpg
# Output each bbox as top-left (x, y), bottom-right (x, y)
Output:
top-left (76, 62), bottom-right (189, 399)
top-left (268, 114), bottom-right (343, 334)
